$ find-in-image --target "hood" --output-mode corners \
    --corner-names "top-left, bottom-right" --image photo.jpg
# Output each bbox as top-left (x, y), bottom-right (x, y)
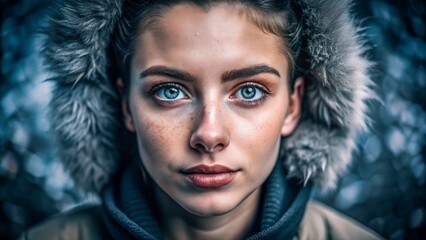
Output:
top-left (43, 0), bottom-right (374, 194)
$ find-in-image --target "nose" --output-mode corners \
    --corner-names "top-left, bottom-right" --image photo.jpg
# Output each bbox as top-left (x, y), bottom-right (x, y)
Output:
top-left (190, 103), bottom-right (230, 153)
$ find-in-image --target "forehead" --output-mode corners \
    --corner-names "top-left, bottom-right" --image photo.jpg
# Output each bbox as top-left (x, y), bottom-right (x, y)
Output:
top-left (153, 5), bottom-right (277, 46)
top-left (139, 2), bottom-right (284, 37)
top-left (133, 3), bottom-right (287, 74)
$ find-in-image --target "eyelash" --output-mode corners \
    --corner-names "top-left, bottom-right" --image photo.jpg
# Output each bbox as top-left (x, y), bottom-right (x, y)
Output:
top-left (147, 81), bottom-right (271, 106)
top-left (147, 82), bottom-right (190, 105)
top-left (231, 82), bottom-right (271, 106)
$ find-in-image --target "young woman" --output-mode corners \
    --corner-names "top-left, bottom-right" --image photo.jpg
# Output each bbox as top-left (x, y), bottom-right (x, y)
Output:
top-left (21, 0), bottom-right (382, 239)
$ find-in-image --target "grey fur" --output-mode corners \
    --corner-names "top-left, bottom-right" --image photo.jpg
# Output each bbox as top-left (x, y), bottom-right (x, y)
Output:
top-left (283, 0), bottom-right (374, 190)
top-left (43, 0), bottom-right (124, 193)
top-left (43, 0), bottom-right (374, 193)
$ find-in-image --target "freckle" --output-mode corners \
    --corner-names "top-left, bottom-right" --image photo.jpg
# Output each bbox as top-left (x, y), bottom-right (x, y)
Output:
top-left (189, 112), bottom-right (195, 121)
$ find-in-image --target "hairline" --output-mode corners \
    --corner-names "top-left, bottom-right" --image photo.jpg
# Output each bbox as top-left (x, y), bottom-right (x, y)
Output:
top-left (119, 1), bottom-right (297, 95)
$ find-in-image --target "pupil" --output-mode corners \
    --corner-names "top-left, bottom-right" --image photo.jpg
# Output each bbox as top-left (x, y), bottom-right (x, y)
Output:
top-left (242, 87), bottom-right (255, 99)
top-left (165, 87), bottom-right (179, 99)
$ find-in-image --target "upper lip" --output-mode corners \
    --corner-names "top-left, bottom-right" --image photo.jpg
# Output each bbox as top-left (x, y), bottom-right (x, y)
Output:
top-left (182, 164), bottom-right (238, 174)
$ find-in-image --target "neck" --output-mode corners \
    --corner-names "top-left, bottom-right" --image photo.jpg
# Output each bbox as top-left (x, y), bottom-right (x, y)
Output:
top-left (154, 187), bottom-right (262, 240)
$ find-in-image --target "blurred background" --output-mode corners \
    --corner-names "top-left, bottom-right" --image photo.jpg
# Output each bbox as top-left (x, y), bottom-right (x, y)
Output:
top-left (1, 0), bottom-right (425, 239)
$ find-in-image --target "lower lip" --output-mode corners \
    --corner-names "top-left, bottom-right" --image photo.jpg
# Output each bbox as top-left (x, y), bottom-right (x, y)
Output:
top-left (186, 172), bottom-right (238, 189)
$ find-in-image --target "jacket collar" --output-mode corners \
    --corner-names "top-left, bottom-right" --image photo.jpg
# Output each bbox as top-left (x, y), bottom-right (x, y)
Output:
top-left (102, 161), bottom-right (312, 240)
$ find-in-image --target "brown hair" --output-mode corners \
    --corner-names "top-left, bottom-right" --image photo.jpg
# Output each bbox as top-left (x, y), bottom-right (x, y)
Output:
top-left (111, 0), bottom-right (303, 93)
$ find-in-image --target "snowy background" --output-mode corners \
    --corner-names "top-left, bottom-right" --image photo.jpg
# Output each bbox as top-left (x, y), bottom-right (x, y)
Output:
top-left (1, 0), bottom-right (425, 239)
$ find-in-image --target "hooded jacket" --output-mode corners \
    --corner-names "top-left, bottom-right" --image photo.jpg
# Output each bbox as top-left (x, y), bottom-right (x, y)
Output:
top-left (21, 161), bottom-right (382, 240)
top-left (25, 0), bottom-right (380, 239)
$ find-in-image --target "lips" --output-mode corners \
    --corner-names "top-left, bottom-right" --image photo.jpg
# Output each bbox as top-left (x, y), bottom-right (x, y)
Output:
top-left (182, 164), bottom-right (239, 189)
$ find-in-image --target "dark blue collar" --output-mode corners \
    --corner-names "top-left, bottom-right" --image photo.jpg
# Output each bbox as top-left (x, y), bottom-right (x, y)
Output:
top-left (102, 161), bottom-right (312, 240)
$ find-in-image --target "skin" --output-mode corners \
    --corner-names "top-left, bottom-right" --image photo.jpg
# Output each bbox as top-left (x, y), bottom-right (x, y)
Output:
top-left (120, 3), bottom-right (304, 240)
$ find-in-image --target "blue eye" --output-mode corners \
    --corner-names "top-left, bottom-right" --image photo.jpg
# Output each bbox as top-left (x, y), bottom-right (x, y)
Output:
top-left (155, 85), bottom-right (187, 100)
top-left (235, 85), bottom-right (264, 101)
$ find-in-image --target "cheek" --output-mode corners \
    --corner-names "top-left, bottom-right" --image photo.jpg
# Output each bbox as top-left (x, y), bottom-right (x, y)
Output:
top-left (131, 108), bottom-right (190, 172)
top-left (237, 102), bottom-right (287, 176)
top-left (239, 104), bottom-right (286, 153)
top-left (247, 122), bottom-right (282, 170)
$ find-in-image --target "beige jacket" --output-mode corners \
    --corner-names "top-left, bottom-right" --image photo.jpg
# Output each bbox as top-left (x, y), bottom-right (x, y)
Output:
top-left (19, 201), bottom-right (383, 240)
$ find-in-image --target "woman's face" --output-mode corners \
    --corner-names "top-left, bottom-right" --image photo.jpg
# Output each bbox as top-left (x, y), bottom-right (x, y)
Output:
top-left (123, 3), bottom-right (303, 217)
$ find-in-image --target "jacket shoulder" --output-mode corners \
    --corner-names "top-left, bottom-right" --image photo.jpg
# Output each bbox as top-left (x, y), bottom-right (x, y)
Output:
top-left (18, 204), bottom-right (106, 240)
top-left (298, 201), bottom-right (384, 240)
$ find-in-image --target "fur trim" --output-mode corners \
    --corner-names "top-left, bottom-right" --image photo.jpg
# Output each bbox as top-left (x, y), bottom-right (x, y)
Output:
top-left (43, 0), bottom-right (124, 193)
top-left (283, 0), bottom-right (374, 190)
top-left (43, 0), bottom-right (374, 193)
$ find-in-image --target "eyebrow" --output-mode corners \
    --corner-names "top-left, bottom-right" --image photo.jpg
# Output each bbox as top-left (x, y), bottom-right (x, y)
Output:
top-left (139, 64), bottom-right (280, 82)
top-left (221, 65), bottom-right (281, 82)
top-left (139, 66), bottom-right (195, 82)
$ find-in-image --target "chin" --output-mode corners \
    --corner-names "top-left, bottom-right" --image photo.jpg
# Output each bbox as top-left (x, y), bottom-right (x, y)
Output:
top-left (183, 203), bottom-right (237, 217)
top-left (179, 192), bottom-right (243, 217)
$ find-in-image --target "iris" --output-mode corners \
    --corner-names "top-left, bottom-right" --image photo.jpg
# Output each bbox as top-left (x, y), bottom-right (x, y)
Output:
top-left (241, 86), bottom-right (256, 99)
top-left (164, 87), bottom-right (179, 99)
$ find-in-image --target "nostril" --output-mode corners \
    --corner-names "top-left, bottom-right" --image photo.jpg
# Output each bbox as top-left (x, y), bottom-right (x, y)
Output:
top-left (194, 143), bottom-right (207, 153)
top-left (193, 142), bottom-right (225, 153)
top-left (212, 144), bottom-right (224, 152)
